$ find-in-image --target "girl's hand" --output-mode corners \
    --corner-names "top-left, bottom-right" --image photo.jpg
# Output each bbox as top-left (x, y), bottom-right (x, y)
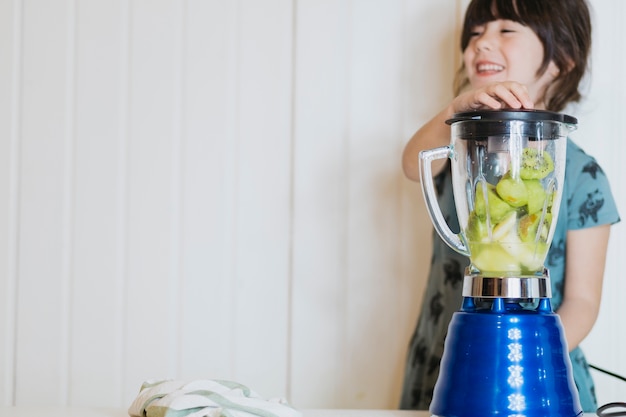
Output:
top-left (451, 81), bottom-right (535, 112)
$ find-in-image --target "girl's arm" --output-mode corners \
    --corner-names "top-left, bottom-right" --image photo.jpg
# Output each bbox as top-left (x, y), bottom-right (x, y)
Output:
top-left (402, 81), bottom-right (535, 182)
top-left (557, 225), bottom-right (612, 351)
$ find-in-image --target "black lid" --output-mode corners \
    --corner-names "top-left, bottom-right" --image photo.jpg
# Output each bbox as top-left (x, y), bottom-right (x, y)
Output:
top-left (446, 109), bottom-right (577, 125)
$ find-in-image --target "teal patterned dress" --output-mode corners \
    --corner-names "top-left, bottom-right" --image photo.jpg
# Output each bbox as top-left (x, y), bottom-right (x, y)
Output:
top-left (399, 138), bottom-right (621, 412)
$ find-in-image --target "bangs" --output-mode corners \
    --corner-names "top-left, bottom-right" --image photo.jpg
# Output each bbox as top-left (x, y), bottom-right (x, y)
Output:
top-left (461, 0), bottom-right (547, 51)
top-left (465, 0), bottom-right (524, 27)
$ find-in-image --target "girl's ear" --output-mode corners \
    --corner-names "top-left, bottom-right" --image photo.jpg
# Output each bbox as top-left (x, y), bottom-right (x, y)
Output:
top-left (557, 57), bottom-right (576, 77)
top-left (547, 58), bottom-right (574, 82)
top-left (545, 61), bottom-right (561, 80)
top-left (550, 65), bottom-right (560, 78)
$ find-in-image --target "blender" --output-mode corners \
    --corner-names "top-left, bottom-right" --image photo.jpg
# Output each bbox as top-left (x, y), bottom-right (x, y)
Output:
top-left (419, 109), bottom-right (582, 417)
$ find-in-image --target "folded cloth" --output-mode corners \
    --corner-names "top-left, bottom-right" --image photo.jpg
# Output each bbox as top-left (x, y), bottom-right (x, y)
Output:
top-left (128, 379), bottom-right (302, 417)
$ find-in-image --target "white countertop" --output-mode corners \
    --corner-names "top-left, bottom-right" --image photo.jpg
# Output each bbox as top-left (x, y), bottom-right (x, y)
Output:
top-left (0, 408), bottom-right (600, 417)
top-left (0, 408), bottom-right (429, 417)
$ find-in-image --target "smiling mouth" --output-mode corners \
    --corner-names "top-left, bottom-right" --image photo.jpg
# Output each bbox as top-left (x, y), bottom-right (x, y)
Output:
top-left (477, 63), bottom-right (504, 73)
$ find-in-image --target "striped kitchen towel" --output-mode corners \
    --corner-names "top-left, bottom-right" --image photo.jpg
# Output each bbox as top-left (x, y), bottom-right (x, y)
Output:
top-left (128, 379), bottom-right (302, 417)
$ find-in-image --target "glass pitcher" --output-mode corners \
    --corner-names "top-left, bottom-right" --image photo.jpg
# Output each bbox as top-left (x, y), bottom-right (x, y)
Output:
top-left (420, 110), bottom-right (576, 277)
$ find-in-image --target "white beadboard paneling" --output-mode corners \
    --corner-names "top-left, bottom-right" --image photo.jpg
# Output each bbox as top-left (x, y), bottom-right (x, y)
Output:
top-left (232, 0), bottom-right (293, 399)
top-left (404, 1), bottom-right (459, 122)
top-left (14, 0), bottom-right (73, 405)
top-left (122, 0), bottom-right (184, 402)
top-left (291, 0), bottom-right (352, 407)
top-left (178, 0), bottom-right (240, 382)
top-left (0, 0), bottom-right (20, 407)
top-left (343, 0), bottom-right (411, 408)
top-left (69, 0), bottom-right (128, 406)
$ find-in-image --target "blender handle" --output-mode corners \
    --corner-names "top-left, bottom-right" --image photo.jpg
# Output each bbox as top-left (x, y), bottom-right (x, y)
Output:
top-left (419, 146), bottom-right (470, 257)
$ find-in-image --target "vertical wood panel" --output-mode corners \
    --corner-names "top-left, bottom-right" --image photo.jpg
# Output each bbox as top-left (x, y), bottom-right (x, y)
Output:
top-left (232, 0), bottom-right (293, 398)
top-left (69, 0), bottom-right (127, 406)
top-left (291, 0), bottom-right (351, 407)
top-left (343, 0), bottom-right (408, 408)
top-left (122, 0), bottom-right (183, 403)
top-left (178, 0), bottom-right (240, 382)
top-left (0, 0), bottom-right (20, 407)
top-left (14, 0), bottom-right (73, 405)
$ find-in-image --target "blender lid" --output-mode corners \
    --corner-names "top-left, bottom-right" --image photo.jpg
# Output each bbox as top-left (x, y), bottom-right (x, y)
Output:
top-left (446, 109), bottom-right (577, 125)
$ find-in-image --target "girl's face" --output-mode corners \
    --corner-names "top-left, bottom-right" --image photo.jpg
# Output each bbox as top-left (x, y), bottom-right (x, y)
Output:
top-left (463, 19), bottom-right (559, 108)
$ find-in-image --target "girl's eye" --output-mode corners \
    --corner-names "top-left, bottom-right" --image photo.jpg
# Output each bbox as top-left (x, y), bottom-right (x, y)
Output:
top-left (501, 29), bottom-right (516, 33)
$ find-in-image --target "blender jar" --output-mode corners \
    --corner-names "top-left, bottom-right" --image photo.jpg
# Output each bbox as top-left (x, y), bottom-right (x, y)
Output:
top-left (420, 109), bottom-right (576, 277)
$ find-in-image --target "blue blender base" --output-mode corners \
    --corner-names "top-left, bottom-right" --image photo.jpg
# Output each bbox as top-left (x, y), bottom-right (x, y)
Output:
top-left (430, 298), bottom-right (583, 417)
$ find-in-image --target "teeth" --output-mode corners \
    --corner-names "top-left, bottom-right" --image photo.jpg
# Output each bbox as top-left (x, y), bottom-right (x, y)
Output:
top-left (478, 64), bottom-right (504, 72)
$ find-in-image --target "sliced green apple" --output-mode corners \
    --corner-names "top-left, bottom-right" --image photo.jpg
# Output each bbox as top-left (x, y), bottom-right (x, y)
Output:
top-left (524, 179), bottom-right (547, 214)
top-left (474, 183), bottom-right (513, 223)
top-left (496, 173), bottom-right (528, 207)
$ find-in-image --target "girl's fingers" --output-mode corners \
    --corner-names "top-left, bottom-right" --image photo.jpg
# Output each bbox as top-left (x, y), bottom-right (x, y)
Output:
top-left (489, 84), bottom-right (525, 108)
top-left (506, 82), bottom-right (534, 109)
top-left (476, 83), bottom-right (534, 110)
top-left (473, 91), bottom-right (504, 109)
top-left (454, 82), bottom-right (534, 112)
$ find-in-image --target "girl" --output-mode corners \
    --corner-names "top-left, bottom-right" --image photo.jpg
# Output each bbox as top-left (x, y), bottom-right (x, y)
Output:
top-left (399, 0), bottom-right (620, 412)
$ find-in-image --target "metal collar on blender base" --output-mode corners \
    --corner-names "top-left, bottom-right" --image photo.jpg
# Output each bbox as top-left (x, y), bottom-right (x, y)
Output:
top-left (462, 268), bottom-right (552, 299)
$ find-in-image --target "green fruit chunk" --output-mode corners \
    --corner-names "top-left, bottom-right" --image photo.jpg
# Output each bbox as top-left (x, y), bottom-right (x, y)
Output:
top-left (491, 211), bottom-right (517, 242)
top-left (474, 183), bottom-right (513, 222)
top-left (520, 242), bottom-right (548, 273)
top-left (470, 243), bottom-right (521, 275)
top-left (503, 241), bottom-right (546, 274)
top-left (520, 148), bottom-right (554, 180)
top-left (518, 213), bottom-right (552, 243)
top-left (524, 179), bottom-right (547, 214)
top-left (466, 212), bottom-right (489, 242)
top-left (496, 174), bottom-right (528, 207)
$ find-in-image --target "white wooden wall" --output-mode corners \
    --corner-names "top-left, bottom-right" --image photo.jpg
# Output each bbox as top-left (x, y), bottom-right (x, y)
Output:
top-left (0, 0), bottom-right (624, 410)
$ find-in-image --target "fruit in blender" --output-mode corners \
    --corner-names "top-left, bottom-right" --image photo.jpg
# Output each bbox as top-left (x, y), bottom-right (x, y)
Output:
top-left (520, 148), bottom-right (554, 180)
top-left (466, 212), bottom-right (489, 242)
top-left (518, 212), bottom-right (552, 243)
top-left (496, 173), bottom-right (528, 207)
top-left (474, 184), bottom-right (513, 223)
top-left (524, 179), bottom-right (547, 214)
top-left (467, 146), bottom-right (556, 275)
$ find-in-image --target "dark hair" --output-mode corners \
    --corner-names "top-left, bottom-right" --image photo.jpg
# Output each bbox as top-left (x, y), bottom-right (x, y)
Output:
top-left (453, 0), bottom-right (592, 111)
